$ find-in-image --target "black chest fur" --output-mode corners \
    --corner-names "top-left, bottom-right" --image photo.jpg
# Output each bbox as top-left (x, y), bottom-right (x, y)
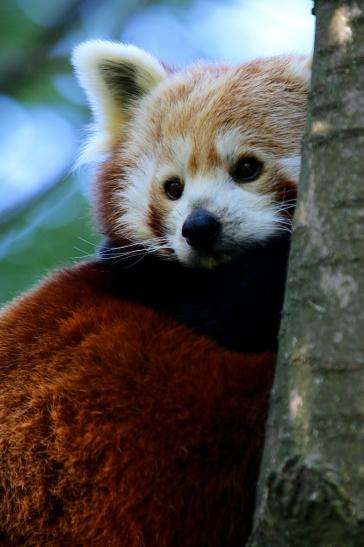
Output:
top-left (99, 235), bottom-right (290, 353)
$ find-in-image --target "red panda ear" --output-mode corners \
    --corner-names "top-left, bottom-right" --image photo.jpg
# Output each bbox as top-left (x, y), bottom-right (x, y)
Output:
top-left (284, 55), bottom-right (312, 88)
top-left (72, 40), bottom-right (167, 165)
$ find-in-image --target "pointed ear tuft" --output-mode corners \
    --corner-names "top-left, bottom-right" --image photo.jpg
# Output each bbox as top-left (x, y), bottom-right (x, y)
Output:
top-left (72, 40), bottom-right (167, 165)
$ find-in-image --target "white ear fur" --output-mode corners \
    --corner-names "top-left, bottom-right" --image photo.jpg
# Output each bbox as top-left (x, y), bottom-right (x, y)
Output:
top-left (72, 40), bottom-right (167, 165)
top-left (286, 55), bottom-right (312, 88)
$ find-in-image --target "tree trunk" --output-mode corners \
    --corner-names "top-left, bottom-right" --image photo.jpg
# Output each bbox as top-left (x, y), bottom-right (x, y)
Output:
top-left (248, 1), bottom-right (364, 545)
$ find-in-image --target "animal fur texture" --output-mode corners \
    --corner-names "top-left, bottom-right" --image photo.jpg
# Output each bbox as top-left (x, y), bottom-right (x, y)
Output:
top-left (0, 41), bottom-right (309, 546)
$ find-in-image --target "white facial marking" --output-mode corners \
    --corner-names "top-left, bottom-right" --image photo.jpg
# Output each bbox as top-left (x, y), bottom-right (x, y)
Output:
top-left (118, 129), bottom-right (296, 268)
top-left (278, 154), bottom-right (301, 181)
top-left (155, 136), bottom-right (192, 184)
top-left (215, 128), bottom-right (257, 162)
top-left (169, 136), bottom-right (192, 173)
top-left (117, 154), bottom-right (156, 241)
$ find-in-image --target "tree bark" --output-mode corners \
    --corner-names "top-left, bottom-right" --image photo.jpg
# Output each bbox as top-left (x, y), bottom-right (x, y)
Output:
top-left (249, 1), bottom-right (364, 545)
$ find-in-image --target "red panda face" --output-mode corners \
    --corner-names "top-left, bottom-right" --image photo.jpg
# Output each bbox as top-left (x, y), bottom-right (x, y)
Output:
top-left (73, 41), bottom-right (310, 268)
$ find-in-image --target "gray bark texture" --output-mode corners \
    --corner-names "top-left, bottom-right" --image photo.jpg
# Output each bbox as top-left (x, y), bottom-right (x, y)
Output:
top-left (248, 1), bottom-right (364, 546)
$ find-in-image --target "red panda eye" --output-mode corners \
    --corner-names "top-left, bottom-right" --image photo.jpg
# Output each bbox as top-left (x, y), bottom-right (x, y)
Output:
top-left (231, 157), bottom-right (263, 183)
top-left (164, 177), bottom-right (184, 200)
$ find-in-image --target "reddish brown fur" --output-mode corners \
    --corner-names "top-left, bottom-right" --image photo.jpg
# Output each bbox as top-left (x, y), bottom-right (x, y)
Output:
top-left (0, 52), bottom-right (307, 545)
top-left (95, 151), bottom-right (126, 240)
top-left (148, 185), bottom-right (169, 240)
top-left (0, 263), bottom-right (275, 546)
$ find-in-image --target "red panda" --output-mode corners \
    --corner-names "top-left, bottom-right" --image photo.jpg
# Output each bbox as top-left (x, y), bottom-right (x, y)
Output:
top-left (0, 41), bottom-right (309, 546)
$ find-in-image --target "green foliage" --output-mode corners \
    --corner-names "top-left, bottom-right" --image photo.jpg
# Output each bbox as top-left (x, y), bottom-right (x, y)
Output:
top-left (0, 177), bottom-right (99, 305)
top-left (0, 0), bottom-right (163, 306)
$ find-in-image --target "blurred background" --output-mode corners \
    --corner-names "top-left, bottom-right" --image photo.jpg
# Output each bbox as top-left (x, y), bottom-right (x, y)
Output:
top-left (0, 0), bottom-right (314, 305)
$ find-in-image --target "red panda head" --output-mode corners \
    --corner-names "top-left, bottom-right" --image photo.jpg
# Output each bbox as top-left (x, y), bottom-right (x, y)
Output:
top-left (73, 40), bottom-right (310, 268)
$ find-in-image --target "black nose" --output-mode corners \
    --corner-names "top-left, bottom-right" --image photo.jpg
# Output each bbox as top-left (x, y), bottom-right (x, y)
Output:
top-left (182, 209), bottom-right (221, 250)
